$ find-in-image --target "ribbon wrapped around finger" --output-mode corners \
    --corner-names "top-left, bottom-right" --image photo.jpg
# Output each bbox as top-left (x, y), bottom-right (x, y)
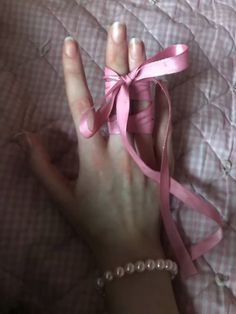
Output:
top-left (79, 44), bottom-right (224, 279)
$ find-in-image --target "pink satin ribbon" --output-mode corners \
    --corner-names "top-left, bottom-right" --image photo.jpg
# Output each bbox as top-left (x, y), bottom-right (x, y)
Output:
top-left (79, 44), bottom-right (224, 278)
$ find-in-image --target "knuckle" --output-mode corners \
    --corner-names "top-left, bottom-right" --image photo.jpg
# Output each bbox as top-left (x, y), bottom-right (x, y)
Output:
top-left (64, 65), bottom-right (81, 77)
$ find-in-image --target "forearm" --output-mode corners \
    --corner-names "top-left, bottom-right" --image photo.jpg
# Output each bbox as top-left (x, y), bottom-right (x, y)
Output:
top-left (95, 240), bottom-right (179, 314)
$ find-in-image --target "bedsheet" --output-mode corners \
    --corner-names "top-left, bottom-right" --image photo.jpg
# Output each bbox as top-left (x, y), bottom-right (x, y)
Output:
top-left (0, 0), bottom-right (236, 313)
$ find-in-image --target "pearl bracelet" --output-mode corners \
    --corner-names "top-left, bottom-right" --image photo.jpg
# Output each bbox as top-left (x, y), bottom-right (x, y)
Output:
top-left (97, 258), bottom-right (178, 289)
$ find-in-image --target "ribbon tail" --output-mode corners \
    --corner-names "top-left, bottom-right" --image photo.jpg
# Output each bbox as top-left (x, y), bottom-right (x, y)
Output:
top-left (190, 228), bottom-right (223, 260)
top-left (160, 155), bottom-right (198, 277)
top-left (157, 81), bottom-right (198, 278)
top-left (115, 81), bottom-right (197, 278)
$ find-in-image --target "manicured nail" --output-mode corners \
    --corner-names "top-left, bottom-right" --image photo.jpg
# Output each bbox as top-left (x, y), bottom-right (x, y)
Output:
top-left (64, 36), bottom-right (78, 58)
top-left (129, 37), bottom-right (143, 59)
top-left (111, 22), bottom-right (126, 44)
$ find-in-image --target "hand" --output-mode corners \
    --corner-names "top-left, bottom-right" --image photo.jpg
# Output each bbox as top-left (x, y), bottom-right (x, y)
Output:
top-left (16, 22), bottom-right (179, 314)
top-left (17, 22), bottom-right (173, 268)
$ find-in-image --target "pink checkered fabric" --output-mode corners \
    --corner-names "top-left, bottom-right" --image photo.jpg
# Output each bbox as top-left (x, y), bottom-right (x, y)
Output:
top-left (0, 0), bottom-right (236, 313)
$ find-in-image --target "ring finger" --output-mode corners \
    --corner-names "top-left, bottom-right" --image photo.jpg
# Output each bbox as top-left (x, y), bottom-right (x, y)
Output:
top-left (128, 38), bottom-right (156, 169)
top-left (106, 22), bottom-right (134, 168)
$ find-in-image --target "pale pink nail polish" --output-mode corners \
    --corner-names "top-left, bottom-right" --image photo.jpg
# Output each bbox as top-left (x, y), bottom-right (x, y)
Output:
top-left (111, 22), bottom-right (126, 44)
top-left (130, 37), bottom-right (143, 59)
top-left (64, 36), bottom-right (78, 58)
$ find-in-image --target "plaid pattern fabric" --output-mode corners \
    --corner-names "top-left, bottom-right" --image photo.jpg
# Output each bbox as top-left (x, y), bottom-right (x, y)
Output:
top-left (0, 0), bottom-right (236, 313)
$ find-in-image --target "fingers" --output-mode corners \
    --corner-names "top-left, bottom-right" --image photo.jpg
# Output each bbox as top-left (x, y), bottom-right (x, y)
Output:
top-left (106, 22), bottom-right (130, 158)
top-left (106, 22), bottom-right (129, 75)
top-left (62, 37), bottom-right (105, 158)
top-left (128, 38), bottom-right (146, 88)
top-left (128, 38), bottom-right (156, 169)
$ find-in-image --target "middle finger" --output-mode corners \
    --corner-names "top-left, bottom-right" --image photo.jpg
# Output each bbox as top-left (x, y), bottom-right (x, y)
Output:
top-left (106, 22), bottom-right (130, 160)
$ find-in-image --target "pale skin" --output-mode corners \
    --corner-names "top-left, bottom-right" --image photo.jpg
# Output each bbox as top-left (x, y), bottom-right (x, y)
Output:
top-left (18, 22), bottom-right (179, 313)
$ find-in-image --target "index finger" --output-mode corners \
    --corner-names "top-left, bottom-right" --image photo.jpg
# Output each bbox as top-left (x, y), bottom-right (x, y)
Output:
top-left (62, 37), bottom-right (105, 149)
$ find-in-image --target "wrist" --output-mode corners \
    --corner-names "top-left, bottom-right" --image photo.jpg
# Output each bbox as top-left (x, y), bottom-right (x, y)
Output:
top-left (95, 240), bottom-right (179, 314)
top-left (93, 237), bottom-right (165, 271)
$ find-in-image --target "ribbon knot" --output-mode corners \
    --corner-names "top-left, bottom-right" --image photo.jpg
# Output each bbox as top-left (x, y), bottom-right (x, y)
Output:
top-left (121, 70), bottom-right (139, 87)
top-left (79, 44), bottom-right (224, 279)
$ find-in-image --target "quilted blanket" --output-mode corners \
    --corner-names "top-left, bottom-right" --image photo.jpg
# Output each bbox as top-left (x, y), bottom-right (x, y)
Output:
top-left (0, 0), bottom-right (236, 313)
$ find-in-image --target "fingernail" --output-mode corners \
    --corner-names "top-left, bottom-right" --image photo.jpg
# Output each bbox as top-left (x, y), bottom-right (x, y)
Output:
top-left (111, 22), bottom-right (126, 44)
top-left (129, 37), bottom-right (143, 59)
top-left (64, 36), bottom-right (78, 58)
top-left (13, 132), bottom-right (32, 152)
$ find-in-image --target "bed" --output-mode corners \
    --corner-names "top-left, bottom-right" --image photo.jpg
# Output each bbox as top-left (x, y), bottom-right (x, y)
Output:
top-left (0, 0), bottom-right (236, 313)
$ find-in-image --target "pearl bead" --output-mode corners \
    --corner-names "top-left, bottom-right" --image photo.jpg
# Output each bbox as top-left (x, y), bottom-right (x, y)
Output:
top-left (97, 258), bottom-right (178, 290)
top-left (165, 259), bottom-right (173, 271)
top-left (145, 259), bottom-right (156, 271)
top-left (125, 263), bottom-right (135, 274)
top-left (156, 259), bottom-right (165, 270)
top-left (97, 278), bottom-right (104, 288)
top-left (115, 266), bottom-right (125, 278)
top-left (215, 273), bottom-right (229, 287)
top-left (135, 261), bottom-right (145, 272)
top-left (172, 263), bottom-right (178, 274)
top-left (104, 271), bottom-right (113, 281)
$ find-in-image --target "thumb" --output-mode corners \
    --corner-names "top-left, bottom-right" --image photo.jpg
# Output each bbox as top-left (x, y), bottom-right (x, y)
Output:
top-left (15, 131), bottom-right (76, 211)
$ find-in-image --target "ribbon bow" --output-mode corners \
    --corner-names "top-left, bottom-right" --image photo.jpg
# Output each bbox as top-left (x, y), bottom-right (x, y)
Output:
top-left (79, 44), bottom-right (223, 278)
